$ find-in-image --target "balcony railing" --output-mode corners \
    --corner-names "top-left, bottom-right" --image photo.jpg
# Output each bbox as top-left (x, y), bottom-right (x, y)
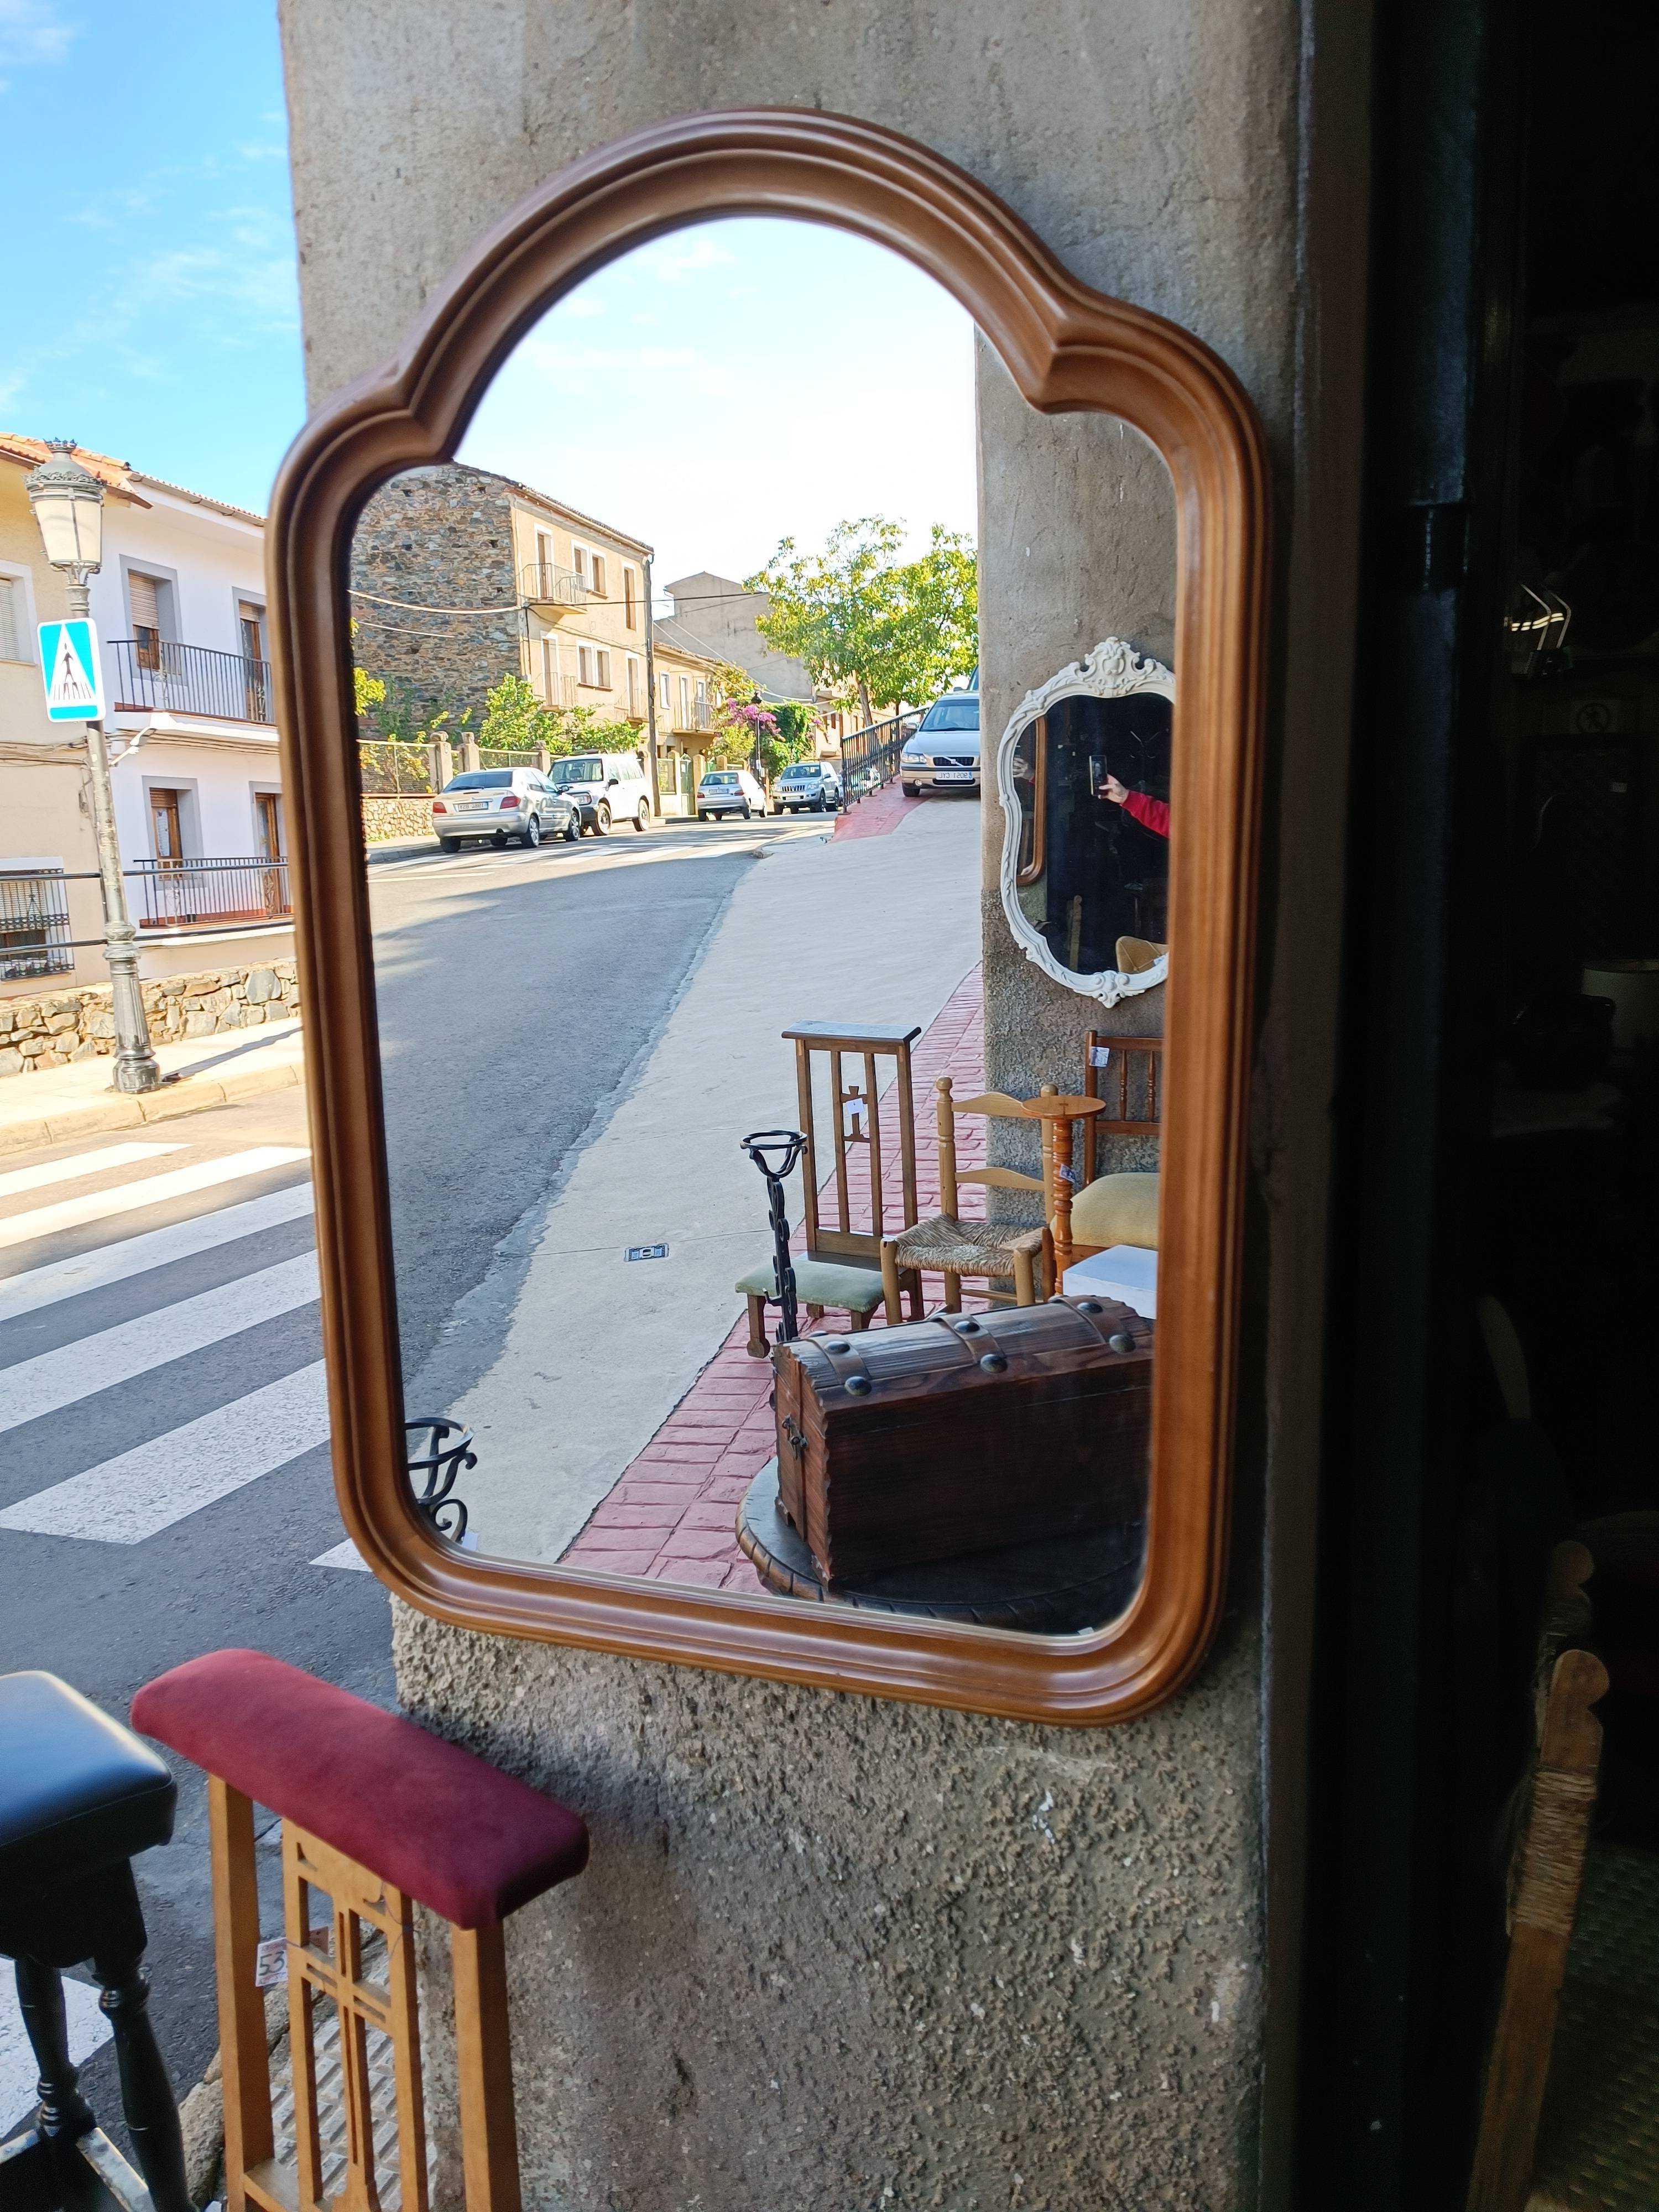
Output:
top-left (112, 639), bottom-right (273, 724)
top-left (671, 697), bottom-right (712, 734)
top-left (520, 561), bottom-right (588, 609)
top-left (839, 709), bottom-right (921, 804)
top-left (0, 870), bottom-right (73, 980)
top-left (133, 857), bottom-right (291, 929)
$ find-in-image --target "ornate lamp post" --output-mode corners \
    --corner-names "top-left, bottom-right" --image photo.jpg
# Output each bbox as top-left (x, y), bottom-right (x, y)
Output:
top-left (25, 440), bottom-right (161, 1093)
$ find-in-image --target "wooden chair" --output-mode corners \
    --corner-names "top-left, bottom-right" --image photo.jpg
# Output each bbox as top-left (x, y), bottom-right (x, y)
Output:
top-left (1468, 1631), bottom-right (1610, 2212)
top-left (1050, 1031), bottom-right (1164, 1280)
top-left (737, 1023), bottom-right (924, 1353)
top-left (132, 1649), bottom-right (588, 2212)
top-left (878, 1077), bottom-right (1103, 1318)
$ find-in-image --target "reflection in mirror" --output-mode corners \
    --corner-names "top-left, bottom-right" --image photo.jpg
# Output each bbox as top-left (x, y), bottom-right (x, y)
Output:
top-left (347, 216), bottom-right (1173, 1642)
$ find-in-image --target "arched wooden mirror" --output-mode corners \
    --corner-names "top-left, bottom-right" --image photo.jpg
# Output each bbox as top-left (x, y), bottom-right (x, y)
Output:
top-left (268, 110), bottom-right (1268, 1724)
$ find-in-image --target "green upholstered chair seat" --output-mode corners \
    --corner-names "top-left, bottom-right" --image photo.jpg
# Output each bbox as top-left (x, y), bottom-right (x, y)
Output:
top-left (735, 1257), bottom-right (889, 1313)
top-left (1071, 1170), bottom-right (1160, 1251)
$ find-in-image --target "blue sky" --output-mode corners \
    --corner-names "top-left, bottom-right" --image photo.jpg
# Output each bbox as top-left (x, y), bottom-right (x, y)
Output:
top-left (1, 0), bottom-right (304, 513)
top-left (460, 218), bottom-right (978, 588)
top-left (1, 3), bottom-right (978, 576)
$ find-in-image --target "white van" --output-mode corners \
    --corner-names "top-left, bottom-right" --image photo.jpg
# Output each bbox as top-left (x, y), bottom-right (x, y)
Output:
top-left (544, 750), bottom-right (653, 834)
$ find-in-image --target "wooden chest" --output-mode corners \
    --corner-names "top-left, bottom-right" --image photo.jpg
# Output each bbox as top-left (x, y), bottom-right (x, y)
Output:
top-left (771, 1295), bottom-right (1152, 1586)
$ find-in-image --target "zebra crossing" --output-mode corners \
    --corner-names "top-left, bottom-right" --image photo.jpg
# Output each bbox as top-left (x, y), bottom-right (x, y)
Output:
top-left (0, 1135), bottom-right (359, 1563)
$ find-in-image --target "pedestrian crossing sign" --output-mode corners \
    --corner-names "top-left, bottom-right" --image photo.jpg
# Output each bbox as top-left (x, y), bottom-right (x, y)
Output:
top-left (37, 618), bottom-right (105, 721)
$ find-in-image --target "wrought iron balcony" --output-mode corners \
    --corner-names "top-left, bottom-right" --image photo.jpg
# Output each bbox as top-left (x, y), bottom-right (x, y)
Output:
top-left (0, 870), bottom-right (73, 980)
top-left (133, 857), bottom-right (291, 929)
top-left (520, 561), bottom-right (588, 611)
top-left (671, 696), bottom-right (711, 734)
top-left (111, 639), bottom-right (273, 724)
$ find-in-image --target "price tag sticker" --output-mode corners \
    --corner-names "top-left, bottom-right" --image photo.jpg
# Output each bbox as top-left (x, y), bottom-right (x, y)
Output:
top-left (255, 1938), bottom-right (288, 1989)
top-left (1089, 1045), bottom-right (1113, 1068)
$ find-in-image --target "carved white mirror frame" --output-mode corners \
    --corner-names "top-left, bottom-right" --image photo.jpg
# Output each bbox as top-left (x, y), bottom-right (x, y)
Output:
top-left (995, 637), bottom-right (1175, 1005)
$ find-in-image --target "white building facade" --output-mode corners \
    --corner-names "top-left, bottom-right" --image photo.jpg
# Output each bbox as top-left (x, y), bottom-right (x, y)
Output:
top-left (0, 438), bottom-right (289, 997)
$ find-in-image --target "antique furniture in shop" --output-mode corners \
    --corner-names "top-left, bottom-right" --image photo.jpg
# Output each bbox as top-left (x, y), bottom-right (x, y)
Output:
top-left (131, 1648), bottom-right (588, 2212)
top-left (268, 107), bottom-right (1269, 1725)
top-left (735, 1022), bottom-right (924, 1353)
top-left (878, 1076), bottom-right (1104, 1315)
top-left (0, 1670), bottom-right (189, 2212)
top-left (769, 1293), bottom-right (1151, 1586)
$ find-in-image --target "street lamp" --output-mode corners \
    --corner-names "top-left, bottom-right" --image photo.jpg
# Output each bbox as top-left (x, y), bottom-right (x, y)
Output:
top-left (25, 440), bottom-right (161, 1093)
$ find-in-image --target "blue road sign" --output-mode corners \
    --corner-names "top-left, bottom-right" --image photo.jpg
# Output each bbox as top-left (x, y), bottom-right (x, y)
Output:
top-left (38, 618), bottom-right (105, 722)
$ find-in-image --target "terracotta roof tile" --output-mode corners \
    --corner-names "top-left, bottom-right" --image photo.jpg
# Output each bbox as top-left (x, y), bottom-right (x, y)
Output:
top-left (0, 435), bottom-right (138, 494)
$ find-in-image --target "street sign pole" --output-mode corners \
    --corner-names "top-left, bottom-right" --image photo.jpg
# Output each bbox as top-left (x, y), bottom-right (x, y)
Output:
top-left (38, 591), bottom-right (161, 1094)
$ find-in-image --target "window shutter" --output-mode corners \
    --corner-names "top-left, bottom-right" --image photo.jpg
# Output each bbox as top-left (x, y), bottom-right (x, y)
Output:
top-left (592, 555), bottom-right (608, 599)
top-left (597, 650), bottom-right (611, 688)
top-left (0, 577), bottom-right (19, 662)
top-left (129, 572), bottom-right (160, 633)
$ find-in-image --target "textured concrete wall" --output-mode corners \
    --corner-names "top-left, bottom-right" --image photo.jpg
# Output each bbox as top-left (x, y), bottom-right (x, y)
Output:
top-left (278, 1), bottom-right (1373, 2202)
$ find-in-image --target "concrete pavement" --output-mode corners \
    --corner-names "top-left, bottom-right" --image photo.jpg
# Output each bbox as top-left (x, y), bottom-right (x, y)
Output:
top-left (0, 1019), bottom-right (304, 1154)
top-left (419, 796), bottom-right (983, 1563)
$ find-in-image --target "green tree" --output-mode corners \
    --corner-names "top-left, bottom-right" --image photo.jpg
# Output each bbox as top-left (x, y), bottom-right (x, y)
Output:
top-left (746, 518), bottom-right (977, 729)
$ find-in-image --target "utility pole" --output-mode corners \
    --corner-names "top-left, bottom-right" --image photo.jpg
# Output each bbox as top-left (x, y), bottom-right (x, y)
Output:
top-left (643, 554), bottom-right (662, 819)
top-left (26, 440), bottom-right (161, 1094)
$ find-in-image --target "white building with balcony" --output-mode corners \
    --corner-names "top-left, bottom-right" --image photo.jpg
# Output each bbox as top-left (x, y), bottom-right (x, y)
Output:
top-left (0, 437), bottom-right (289, 996)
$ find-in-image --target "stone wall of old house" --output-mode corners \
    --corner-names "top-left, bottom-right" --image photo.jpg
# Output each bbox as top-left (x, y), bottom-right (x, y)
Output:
top-left (276, 1), bottom-right (1375, 2201)
top-left (0, 961), bottom-right (299, 1074)
top-left (350, 466), bottom-right (525, 732)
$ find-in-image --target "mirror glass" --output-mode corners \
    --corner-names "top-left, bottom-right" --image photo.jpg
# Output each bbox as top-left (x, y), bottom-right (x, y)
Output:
top-left (344, 217), bottom-right (1176, 1641)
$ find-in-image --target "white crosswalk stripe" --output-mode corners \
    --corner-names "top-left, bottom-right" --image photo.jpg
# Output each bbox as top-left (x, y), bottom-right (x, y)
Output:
top-left (0, 1141), bottom-right (184, 1200)
top-left (0, 1147), bottom-right (309, 1250)
top-left (0, 1250), bottom-right (320, 1431)
top-left (0, 1360), bottom-right (332, 1543)
top-left (0, 1139), bottom-right (341, 1550)
top-left (0, 1183), bottom-right (315, 1324)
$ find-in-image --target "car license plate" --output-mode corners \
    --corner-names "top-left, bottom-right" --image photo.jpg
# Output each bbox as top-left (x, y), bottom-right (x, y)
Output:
top-left (456, 799), bottom-right (486, 811)
top-left (935, 769), bottom-right (974, 782)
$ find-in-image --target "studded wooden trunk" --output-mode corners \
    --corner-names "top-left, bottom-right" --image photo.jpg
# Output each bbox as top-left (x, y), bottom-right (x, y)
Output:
top-left (771, 1295), bottom-right (1152, 1585)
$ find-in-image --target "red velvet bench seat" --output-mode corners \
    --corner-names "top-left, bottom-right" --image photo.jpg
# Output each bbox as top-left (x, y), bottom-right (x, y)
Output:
top-left (132, 1648), bottom-right (588, 2212)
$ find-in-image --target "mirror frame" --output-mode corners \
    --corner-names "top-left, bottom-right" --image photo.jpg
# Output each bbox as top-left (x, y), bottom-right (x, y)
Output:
top-left (267, 107), bottom-right (1269, 1726)
top-left (995, 639), bottom-right (1176, 1004)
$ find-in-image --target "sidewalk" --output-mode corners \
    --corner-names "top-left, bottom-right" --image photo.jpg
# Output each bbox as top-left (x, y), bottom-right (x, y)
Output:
top-left (561, 966), bottom-right (988, 1588)
top-left (0, 1019), bottom-right (305, 1154)
top-left (434, 796), bottom-right (984, 1563)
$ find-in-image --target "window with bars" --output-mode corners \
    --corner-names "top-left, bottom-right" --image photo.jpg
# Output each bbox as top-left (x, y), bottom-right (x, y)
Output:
top-left (0, 576), bottom-right (22, 662)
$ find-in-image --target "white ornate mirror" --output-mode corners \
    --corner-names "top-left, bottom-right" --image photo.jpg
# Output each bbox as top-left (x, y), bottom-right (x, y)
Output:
top-left (995, 639), bottom-right (1173, 1005)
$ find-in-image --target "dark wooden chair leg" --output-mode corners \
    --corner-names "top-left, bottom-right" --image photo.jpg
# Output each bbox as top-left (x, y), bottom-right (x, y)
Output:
top-left (745, 1293), bottom-right (768, 1357)
top-left (87, 1948), bottom-right (190, 2212)
top-left (13, 1957), bottom-right (96, 2148)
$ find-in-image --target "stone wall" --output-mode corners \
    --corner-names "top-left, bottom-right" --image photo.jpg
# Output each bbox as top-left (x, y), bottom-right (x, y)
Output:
top-left (0, 961), bottom-right (299, 1074)
top-left (351, 465), bottom-right (524, 732)
top-left (362, 795), bottom-right (435, 842)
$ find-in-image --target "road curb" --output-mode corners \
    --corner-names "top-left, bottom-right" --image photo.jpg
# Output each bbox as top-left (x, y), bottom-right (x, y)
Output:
top-left (0, 1054), bottom-right (305, 1155)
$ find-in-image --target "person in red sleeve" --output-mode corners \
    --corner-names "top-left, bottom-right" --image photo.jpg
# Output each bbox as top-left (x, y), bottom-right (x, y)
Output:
top-left (1099, 772), bottom-right (1169, 838)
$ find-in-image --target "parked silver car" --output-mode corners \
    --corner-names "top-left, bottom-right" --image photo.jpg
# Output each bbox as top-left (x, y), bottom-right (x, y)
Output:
top-left (431, 769), bottom-right (578, 851)
top-left (899, 692), bottom-right (980, 796)
top-left (776, 760), bottom-right (843, 812)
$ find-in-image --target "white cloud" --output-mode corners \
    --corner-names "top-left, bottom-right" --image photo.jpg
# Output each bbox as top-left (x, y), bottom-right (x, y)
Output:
top-left (0, 0), bottom-right (75, 75)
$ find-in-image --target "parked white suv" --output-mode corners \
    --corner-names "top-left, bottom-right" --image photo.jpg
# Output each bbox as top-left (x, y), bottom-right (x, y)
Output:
top-left (696, 768), bottom-right (769, 820)
top-left (544, 750), bottom-right (653, 834)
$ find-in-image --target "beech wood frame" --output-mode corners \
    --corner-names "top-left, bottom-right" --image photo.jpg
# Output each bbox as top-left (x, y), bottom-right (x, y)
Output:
top-left (268, 108), bottom-right (1269, 1726)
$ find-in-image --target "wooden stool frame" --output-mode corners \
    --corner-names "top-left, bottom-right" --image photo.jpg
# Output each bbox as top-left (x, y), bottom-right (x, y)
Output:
top-left (208, 1781), bottom-right (519, 2212)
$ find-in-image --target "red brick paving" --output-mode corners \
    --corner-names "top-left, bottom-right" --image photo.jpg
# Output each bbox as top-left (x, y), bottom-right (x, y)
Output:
top-left (561, 964), bottom-right (989, 1589)
top-left (831, 778), bottom-right (928, 841)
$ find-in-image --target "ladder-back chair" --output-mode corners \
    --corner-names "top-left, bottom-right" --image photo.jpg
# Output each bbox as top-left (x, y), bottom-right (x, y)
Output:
top-left (879, 1077), bottom-right (1103, 1318)
top-left (1051, 1032), bottom-right (1164, 1279)
top-left (737, 1022), bottom-right (924, 1353)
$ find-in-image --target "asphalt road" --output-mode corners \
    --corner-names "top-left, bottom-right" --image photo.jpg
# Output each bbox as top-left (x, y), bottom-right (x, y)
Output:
top-left (0, 815), bottom-right (792, 2147)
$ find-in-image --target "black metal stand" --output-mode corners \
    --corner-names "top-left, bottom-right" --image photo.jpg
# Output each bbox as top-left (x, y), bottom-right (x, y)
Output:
top-left (741, 1129), bottom-right (806, 1344)
top-left (404, 1416), bottom-right (476, 1542)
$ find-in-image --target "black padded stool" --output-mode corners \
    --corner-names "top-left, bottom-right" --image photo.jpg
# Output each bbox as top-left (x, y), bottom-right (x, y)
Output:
top-left (0, 1672), bottom-right (188, 2212)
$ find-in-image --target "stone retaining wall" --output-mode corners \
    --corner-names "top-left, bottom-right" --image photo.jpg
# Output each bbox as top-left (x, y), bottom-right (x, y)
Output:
top-left (362, 795), bottom-right (435, 841)
top-left (0, 961), bottom-right (300, 1076)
